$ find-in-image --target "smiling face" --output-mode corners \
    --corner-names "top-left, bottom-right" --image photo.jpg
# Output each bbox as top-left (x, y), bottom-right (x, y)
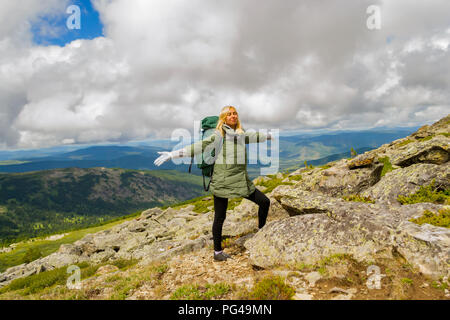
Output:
top-left (225, 107), bottom-right (238, 129)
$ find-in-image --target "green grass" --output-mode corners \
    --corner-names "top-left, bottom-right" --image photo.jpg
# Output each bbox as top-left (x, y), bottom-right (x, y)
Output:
top-left (0, 261), bottom-right (95, 296)
top-left (0, 213), bottom-right (141, 273)
top-left (0, 258), bottom-right (139, 298)
top-left (164, 192), bottom-right (245, 213)
top-left (397, 180), bottom-right (450, 205)
top-left (291, 253), bottom-right (351, 275)
top-left (288, 174), bottom-right (303, 181)
top-left (431, 280), bottom-right (448, 291)
top-left (255, 174), bottom-right (294, 194)
top-left (409, 208), bottom-right (450, 228)
top-left (396, 139), bottom-right (413, 147)
top-left (151, 263), bottom-right (169, 275)
top-left (237, 276), bottom-right (295, 300)
top-left (110, 276), bottom-right (143, 300)
top-left (401, 278), bottom-right (413, 285)
top-left (162, 194), bottom-right (210, 209)
top-left (342, 194), bottom-right (375, 204)
top-left (378, 156), bottom-right (394, 177)
top-left (319, 164), bottom-right (333, 170)
top-left (170, 283), bottom-right (230, 300)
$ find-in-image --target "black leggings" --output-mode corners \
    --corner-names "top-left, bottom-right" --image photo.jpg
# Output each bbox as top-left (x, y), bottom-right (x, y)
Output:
top-left (212, 188), bottom-right (270, 251)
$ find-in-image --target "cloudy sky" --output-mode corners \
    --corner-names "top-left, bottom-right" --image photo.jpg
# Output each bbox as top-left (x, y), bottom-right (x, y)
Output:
top-left (0, 0), bottom-right (449, 150)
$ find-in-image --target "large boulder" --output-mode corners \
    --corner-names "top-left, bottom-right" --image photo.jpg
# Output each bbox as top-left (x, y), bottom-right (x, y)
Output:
top-left (295, 158), bottom-right (384, 197)
top-left (245, 187), bottom-right (450, 279)
top-left (390, 135), bottom-right (449, 167)
top-left (362, 162), bottom-right (450, 205)
top-left (222, 196), bottom-right (290, 237)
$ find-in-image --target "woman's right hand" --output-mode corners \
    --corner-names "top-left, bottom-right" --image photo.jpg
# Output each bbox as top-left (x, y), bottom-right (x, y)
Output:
top-left (154, 151), bottom-right (172, 166)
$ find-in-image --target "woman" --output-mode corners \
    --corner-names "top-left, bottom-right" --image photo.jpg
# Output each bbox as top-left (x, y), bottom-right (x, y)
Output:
top-left (154, 106), bottom-right (272, 261)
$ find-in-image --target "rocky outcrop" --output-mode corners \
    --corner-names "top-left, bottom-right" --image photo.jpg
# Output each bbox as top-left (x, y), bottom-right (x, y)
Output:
top-left (245, 114), bottom-right (450, 280)
top-left (390, 135), bottom-right (449, 167)
top-left (362, 162), bottom-right (450, 206)
top-left (245, 186), bottom-right (449, 279)
top-left (292, 158), bottom-right (384, 198)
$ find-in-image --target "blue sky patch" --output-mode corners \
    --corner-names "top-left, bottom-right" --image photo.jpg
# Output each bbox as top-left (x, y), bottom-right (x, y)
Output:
top-left (31, 0), bottom-right (104, 46)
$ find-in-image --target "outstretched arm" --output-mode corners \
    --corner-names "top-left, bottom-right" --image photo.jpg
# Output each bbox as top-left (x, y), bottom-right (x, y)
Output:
top-left (153, 149), bottom-right (188, 166)
top-left (183, 131), bottom-right (219, 157)
top-left (245, 130), bottom-right (271, 144)
top-left (153, 132), bottom-right (219, 167)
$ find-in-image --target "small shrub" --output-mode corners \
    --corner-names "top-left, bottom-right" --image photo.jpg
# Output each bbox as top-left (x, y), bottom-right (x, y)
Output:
top-left (152, 263), bottom-right (169, 275)
top-left (22, 247), bottom-right (43, 264)
top-left (204, 283), bottom-right (230, 299)
top-left (431, 280), bottom-right (448, 290)
top-left (170, 284), bottom-right (204, 300)
top-left (241, 276), bottom-right (295, 300)
top-left (221, 237), bottom-right (234, 249)
top-left (170, 283), bottom-right (230, 300)
top-left (110, 276), bottom-right (141, 300)
top-left (401, 278), bottom-right (413, 285)
top-left (409, 208), bottom-right (450, 228)
top-left (342, 194), bottom-right (375, 204)
top-left (398, 180), bottom-right (450, 205)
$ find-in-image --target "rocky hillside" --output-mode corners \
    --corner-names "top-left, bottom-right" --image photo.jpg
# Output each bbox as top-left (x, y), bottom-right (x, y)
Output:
top-left (0, 114), bottom-right (448, 300)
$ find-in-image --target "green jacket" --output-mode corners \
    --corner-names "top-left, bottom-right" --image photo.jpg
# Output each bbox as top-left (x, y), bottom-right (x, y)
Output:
top-left (183, 124), bottom-right (268, 198)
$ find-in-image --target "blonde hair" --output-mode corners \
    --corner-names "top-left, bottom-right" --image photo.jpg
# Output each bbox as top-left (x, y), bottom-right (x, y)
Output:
top-left (216, 106), bottom-right (244, 137)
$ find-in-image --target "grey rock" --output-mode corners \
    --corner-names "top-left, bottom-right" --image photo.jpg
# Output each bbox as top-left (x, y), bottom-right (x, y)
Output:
top-left (362, 162), bottom-right (450, 205)
top-left (305, 272), bottom-right (322, 287)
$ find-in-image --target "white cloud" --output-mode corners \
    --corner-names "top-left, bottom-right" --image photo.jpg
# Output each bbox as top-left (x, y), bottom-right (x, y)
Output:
top-left (0, 0), bottom-right (449, 149)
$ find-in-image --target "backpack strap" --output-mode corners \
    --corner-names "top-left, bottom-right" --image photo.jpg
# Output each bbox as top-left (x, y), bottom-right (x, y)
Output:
top-left (203, 136), bottom-right (224, 191)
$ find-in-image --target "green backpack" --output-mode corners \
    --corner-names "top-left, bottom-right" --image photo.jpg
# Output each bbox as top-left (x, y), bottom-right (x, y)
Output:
top-left (188, 116), bottom-right (224, 191)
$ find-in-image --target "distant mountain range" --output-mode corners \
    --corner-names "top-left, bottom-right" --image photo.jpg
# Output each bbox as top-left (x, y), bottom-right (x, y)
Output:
top-left (0, 128), bottom-right (419, 176)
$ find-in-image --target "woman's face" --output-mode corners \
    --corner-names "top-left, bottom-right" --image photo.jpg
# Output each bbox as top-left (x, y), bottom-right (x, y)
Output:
top-left (225, 108), bottom-right (238, 128)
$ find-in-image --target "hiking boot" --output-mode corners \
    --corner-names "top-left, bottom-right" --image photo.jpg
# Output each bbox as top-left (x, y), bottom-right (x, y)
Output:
top-left (213, 251), bottom-right (231, 261)
top-left (222, 252), bottom-right (232, 259)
